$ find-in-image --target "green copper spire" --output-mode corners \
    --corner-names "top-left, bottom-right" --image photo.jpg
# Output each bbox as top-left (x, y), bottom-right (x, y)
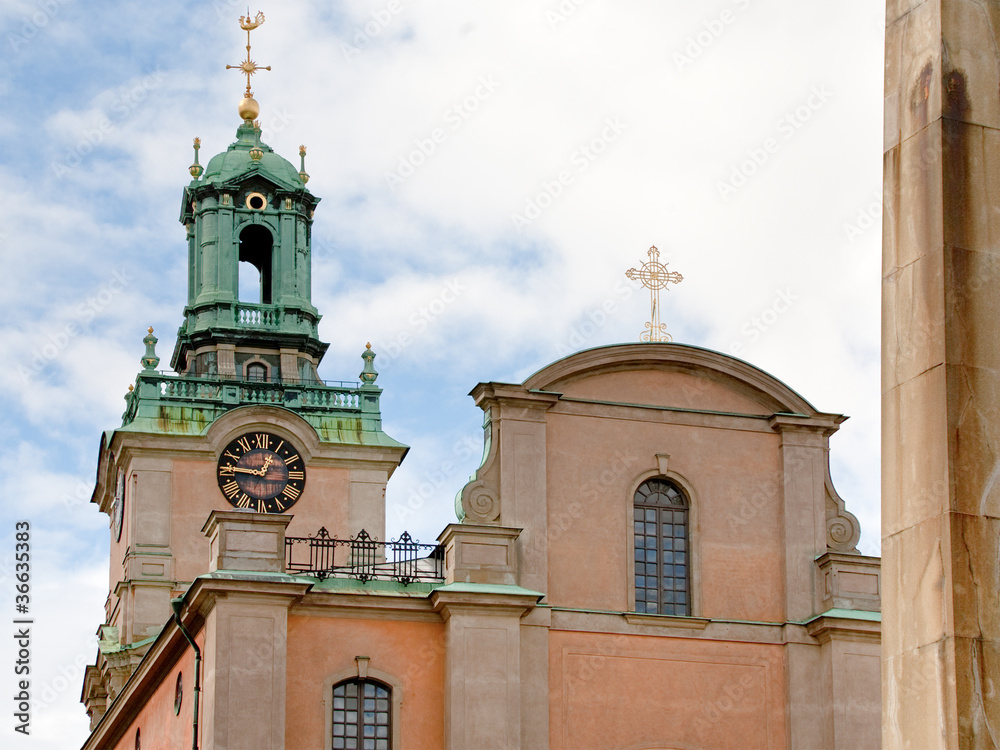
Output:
top-left (172, 119), bottom-right (324, 378)
top-left (113, 13), bottom-right (404, 455)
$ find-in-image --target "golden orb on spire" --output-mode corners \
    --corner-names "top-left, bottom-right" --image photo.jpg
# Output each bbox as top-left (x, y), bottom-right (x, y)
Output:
top-left (238, 96), bottom-right (261, 122)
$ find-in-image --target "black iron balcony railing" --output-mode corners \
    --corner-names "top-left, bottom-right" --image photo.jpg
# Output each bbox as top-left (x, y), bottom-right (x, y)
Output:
top-left (285, 528), bottom-right (445, 585)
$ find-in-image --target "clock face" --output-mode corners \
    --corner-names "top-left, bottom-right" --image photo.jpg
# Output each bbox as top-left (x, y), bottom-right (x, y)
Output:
top-left (216, 432), bottom-right (306, 513)
top-left (112, 469), bottom-right (125, 542)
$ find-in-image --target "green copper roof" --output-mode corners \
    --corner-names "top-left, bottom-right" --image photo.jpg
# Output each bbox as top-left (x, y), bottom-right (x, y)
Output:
top-left (431, 582), bottom-right (545, 598)
top-left (201, 122), bottom-right (306, 190)
top-left (806, 608), bottom-right (881, 623)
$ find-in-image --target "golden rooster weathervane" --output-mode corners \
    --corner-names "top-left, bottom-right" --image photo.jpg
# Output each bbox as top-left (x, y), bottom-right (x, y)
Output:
top-left (226, 10), bottom-right (270, 100)
top-left (626, 246), bottom-right (683, 342)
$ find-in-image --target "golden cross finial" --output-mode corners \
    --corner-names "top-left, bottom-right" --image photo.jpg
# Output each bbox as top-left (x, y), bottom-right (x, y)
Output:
top-left (226, 10), bottom-right (270, 98)
top-left (626, 246), bottom-right (683, 342)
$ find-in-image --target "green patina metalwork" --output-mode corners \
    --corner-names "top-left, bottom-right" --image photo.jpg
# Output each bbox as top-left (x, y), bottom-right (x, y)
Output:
top-left (119, 366), bottom-right (403, 446)
top-left (173, 122), bottom-right (325, 370)
top-left (114, 123), bottom-right (404, 450)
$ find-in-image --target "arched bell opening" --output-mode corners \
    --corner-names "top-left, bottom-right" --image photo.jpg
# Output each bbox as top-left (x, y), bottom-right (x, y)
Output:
top-left (238, 224), bottom-right (273, 304)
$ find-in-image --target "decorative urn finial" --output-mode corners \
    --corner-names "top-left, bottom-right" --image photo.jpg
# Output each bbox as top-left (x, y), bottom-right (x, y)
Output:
top-left (359, 343), bottom-right (378, 386)
top-left (189, 137), bottom-right (203, 178)
top-left (298, 145), bottom-right (310, 183)
top-left (141, 327), bottom-right (160, 371)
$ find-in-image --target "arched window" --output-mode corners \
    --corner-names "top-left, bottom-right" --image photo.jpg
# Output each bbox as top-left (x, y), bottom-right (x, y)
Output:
top-left (331, 678), bottom-right (391, 750)
top-left (246, 362), bottom-right (268, 382)
top-left (633, 477), bottom-right (690, 615)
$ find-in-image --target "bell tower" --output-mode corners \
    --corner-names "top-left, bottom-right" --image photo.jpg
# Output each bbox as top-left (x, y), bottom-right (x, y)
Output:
top-left (174, 12), bottom-right (324, 385)
top-left (82, 13), bottom-right (407, 729)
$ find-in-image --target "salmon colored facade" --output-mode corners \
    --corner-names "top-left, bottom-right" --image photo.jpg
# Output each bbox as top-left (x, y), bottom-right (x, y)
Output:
top-left (80, 58), bottom-right (880, 747)
top-left (82, 343), bottom-right (881, 750)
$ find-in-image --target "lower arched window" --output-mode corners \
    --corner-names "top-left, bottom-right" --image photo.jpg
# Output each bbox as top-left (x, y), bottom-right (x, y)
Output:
top-left (634, 477), bottom-right (690, 615)
top-left (332, 678), bottom-right (391, 750)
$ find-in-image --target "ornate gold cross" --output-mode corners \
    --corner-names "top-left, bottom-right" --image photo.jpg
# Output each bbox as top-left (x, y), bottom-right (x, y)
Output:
top-left (626, 246), bottom-right (683, 342)
top-left (226, 11), bottom-right (271, 98)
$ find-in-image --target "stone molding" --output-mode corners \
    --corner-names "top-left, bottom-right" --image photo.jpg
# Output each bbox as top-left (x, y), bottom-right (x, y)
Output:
top-left (804, 612), bottom-right (882, 645)
top-left (816, 552), bottom-right (880, 613)
top-left (823, 468), bottom-right (861, 553)
top-left (202, 510), bottom-right (292, 573)
top-left (438, 523), bottom-right (522, 585)
top-left (322, 663), bottom-right (404, 750)
top-left (768, 413), bottom-right (862, 553)
top-left (458, 386), bottom-right (558, 525)
top-left (522, 342), bottom-right (822, 415)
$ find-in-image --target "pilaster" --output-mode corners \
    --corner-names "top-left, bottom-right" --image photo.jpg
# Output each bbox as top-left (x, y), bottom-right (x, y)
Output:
top-left (768, 415), bottom-right (842, 622)
top-left (431, 587), bottom-right (539, 750)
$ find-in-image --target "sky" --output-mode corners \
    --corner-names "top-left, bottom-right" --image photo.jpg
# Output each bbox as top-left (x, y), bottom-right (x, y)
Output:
top-left (0, 0), bottom-right (886, 746)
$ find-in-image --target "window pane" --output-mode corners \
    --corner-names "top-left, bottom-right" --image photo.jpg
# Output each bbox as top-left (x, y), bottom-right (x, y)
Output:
top-left (633, 478), bottom-right (690, 616)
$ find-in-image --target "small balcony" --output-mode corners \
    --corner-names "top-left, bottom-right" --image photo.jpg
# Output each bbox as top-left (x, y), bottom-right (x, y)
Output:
top-left (285, 528), bottom-right (445, 585)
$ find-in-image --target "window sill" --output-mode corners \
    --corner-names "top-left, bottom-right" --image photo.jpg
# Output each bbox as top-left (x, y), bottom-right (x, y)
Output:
top-left (623, 612), bottom-right (710, 629)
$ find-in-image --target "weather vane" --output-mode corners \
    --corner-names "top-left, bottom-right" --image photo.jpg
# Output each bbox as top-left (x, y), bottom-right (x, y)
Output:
top-left (226, 10), bottom-right (270, 99)
top-left (626, 246), bottom-right (683, 342)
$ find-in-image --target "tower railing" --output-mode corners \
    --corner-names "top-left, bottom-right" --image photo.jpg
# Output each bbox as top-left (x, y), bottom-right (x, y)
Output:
top-left (121, 370), bottom-right (377, 427)
top-left (235, 303), bottom-right (279, 328)
top-left (285, 528), bottom-right (445, 584)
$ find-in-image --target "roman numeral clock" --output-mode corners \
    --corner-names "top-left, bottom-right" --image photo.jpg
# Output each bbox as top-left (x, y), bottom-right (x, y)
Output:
top-left (216, 432), bottom-right (306, 513)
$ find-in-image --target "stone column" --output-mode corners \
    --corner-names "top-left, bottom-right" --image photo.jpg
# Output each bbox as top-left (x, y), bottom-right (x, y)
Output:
top-left (883, 1), bottom-right (1000, 746)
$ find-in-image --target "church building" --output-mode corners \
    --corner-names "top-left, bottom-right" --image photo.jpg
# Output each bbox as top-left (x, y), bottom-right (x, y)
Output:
top-left (80, 14), bottom-right (881, 750)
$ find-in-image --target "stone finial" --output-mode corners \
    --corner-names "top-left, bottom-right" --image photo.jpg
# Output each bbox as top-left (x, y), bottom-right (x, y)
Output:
top-left (359, 342), bottom-right (378, 386)
top-left (141, 327), bottom-right (160, 371)
top-left (189, 137), bottom-right (203, 178)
